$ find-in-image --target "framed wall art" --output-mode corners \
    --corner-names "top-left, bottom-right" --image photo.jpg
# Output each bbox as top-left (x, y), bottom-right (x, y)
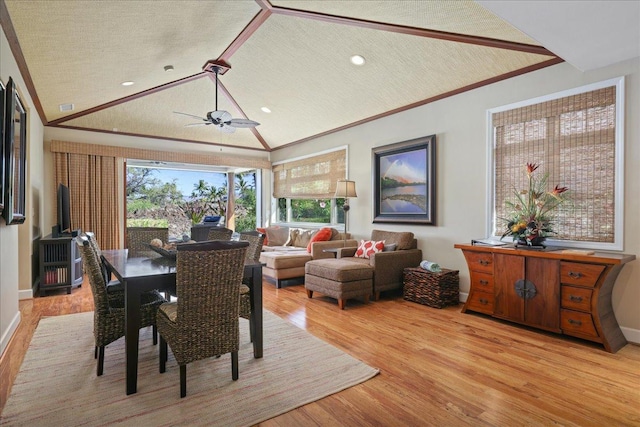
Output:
top-left (372, 135), bottom-right (436, 225)
top-left (0, 79), bottom-right (5, 216)
top-left (3, 77), bottom-right (27, 225)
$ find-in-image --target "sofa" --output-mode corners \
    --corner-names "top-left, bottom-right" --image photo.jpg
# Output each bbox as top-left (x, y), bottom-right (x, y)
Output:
top-left (305, 229), bottom-right (423, 303)
top-left (257, 226), bottom-right (356, 288)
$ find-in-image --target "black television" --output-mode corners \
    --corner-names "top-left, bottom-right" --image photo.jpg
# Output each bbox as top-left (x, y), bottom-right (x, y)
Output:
top-left (55, 183), bottom-right (72, 236)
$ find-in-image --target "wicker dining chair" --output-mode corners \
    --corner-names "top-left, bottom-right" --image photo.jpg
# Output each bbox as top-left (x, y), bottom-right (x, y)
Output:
top-left (126, 227), bottom-right (169, 257)
top-left (238, 232), bottom-right (265, 342)
top-left (76, 236), bottom-right (166, 376)
top-left (206, 227), bottom-right (233, 241)
top-left (157, 240), bottom-right (249, 398)
top-left (85, 231), bottom-right (123, 294)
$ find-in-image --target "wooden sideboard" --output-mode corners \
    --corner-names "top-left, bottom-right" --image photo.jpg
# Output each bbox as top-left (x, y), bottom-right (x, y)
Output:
top-left (454, 244), bottom-right (635, 353)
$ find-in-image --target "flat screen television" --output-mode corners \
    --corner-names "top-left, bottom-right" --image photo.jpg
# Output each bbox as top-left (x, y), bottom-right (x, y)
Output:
top-left (56, 183), bottom-right (72, 236)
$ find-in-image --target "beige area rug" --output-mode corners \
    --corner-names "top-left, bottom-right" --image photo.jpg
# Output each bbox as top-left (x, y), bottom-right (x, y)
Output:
top-left (1, 311), bottom-right (378, 426)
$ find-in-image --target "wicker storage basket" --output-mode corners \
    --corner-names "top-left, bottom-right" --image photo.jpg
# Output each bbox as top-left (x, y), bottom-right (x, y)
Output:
top-left (403, 267), bottom-right (459, 308)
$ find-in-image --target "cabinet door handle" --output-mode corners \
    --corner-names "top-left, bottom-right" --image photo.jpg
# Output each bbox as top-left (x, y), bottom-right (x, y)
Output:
top-left (569, 295), bottom-right (583, 302)
top-left (479, 260), bottom-right (490, 266)
top-left (568, 318), bottom-right (582, 326)
top-left (479, 279), bottom-right (489, 285)
top-left (479, 298), bottom-right (488, 305)
top-left (568, 271), bottom-right (583, 279)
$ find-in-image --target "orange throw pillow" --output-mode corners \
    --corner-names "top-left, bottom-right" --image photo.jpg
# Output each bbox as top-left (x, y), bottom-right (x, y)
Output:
top-left (256, 227), bottom-right (268, 246)
top-left (306, 227), bottom-right (334, 252)
top-left (355, 240), bottom-right (385, 259)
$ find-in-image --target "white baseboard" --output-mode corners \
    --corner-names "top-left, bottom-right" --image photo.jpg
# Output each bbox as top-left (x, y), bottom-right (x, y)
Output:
top-left (457, 292), bottom-right (639, 344)
top-left (0, 310), bottom-right (21, 358)
top-left (620, 326), bottom-right (640, 345)
top-left (19, 288), bottom-right (34, 300)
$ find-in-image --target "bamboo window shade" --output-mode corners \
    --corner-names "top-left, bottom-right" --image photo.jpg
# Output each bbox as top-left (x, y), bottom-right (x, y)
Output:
top-left (493, 86), bottom-right (617, 243)
top-left (273, 149), bottom-right (346, 199)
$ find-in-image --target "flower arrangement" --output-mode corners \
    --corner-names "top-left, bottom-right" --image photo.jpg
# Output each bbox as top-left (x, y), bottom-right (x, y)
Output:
top-left (500, 163), bottom-right (568, 246)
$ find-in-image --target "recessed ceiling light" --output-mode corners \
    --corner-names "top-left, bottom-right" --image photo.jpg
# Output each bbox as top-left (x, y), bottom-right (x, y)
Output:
top-left (164, 65), bottom-right (174, 72)
top-left (121, 81), bottom-right (134, 86)
top-left (261, 107), bottom-right (271, 113)
top-left (59, 103), bottom-right (74, 112)
top-left (350, 55), bottom-right (366, 66)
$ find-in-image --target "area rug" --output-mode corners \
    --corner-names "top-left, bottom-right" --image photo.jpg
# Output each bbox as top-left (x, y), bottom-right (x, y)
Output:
top-left (1, 311), bottom-right (378, 426)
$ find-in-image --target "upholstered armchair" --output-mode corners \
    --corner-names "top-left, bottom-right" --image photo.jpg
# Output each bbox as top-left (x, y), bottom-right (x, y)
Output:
top-left (336, 230), bottom-right (422, 299)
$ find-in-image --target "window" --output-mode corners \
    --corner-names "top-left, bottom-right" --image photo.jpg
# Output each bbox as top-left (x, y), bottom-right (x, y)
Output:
top-left (488, 77), bottom-right (624, 250)
top-left (273, 147), bottom-right (347, 226)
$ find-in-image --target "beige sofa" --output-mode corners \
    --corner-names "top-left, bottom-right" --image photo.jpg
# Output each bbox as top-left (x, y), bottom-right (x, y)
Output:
top-left (258, 226), bottom-right (356, 288)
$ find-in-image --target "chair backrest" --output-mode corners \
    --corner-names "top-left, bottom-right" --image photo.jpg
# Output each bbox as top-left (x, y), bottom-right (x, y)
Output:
top-left (238, 232), bottom-right (265, 263)
top-left (207, 227), bottom-right (233, 241)
top-left (126, 227), bottom-right (169, 257)
top-left (175, 241), bottom-right (248, 339)
top-left (85, 231), bottom-right (101, 256)
top-left (76, 236), bottom-right (110, 314)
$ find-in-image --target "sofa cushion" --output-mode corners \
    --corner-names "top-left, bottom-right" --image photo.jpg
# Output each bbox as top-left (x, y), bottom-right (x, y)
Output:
top-left (371, 230), bottom-right (415, 250)
top-left (306, 227), bottom-right (333, 252)
top-left (355, 240), bottom-right (385, 259)
top-left (265, 226), bottom-right (289, 247)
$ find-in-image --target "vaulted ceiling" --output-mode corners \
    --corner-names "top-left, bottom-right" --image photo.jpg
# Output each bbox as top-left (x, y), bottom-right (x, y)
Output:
top-left (1, 1), bottom-right (636, 152)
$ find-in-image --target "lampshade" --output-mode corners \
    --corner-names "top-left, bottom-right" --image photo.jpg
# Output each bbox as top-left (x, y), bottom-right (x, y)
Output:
top-left (335, 180), bottom-right (357, 198)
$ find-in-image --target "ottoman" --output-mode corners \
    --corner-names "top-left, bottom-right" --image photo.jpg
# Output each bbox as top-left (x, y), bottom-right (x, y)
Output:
top-left (305, 259), bottom-right (374, 309)
top-left (259, 251), bottom-right (312, 288)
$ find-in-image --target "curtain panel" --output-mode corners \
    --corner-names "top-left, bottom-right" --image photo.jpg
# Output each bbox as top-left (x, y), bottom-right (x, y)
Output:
top-left (54, 152), bottom-right (120, 250)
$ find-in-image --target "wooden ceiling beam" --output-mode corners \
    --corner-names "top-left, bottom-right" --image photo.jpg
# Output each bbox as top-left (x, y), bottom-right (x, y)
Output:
top-left (269, 4), bottom-right (557, 57)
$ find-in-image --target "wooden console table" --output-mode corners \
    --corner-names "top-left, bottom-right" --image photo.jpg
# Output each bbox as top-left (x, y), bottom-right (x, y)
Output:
top-left (454, 244), bottom-right (635, 353)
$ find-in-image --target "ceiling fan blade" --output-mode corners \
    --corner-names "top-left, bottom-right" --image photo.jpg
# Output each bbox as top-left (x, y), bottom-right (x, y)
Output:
top-left (218, 124), bottom-right (236, 134)
top-left (173, 111), bottom-right (207, 121)
top-left (208, 110), bottom-right (232, 123)
top-left (184, 123), bottom-right (211, 127)
top-left (228, 118), bottom-right (260, 128)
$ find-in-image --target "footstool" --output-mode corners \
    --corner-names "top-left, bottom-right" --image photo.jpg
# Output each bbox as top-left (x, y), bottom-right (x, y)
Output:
top-left (259, 251), bottom-right (312, 288)
top-left (304, 259), bottom-right (374, 309)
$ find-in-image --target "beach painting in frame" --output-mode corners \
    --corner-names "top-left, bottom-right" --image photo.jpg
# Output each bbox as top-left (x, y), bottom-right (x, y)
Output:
top-left (372, 135), bottom-right (436, 225)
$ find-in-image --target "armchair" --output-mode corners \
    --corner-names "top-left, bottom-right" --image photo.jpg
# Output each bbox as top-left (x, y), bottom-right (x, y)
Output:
top-left (337, 230), bottom-right (422, 299)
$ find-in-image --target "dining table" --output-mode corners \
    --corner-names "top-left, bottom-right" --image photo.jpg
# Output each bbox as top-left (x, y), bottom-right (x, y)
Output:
top-left (101, 249), bottom-right (263, 395)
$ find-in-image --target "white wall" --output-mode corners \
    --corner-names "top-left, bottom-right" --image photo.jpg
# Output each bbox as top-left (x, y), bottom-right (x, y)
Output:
top-left (271, 59), bottom-right (640, 341)
top-left (1, 25), bottom-right (45, 355)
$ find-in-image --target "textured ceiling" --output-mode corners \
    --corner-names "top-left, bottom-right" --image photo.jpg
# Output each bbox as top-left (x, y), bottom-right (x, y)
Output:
top-left (2, 0), bottom-right (562, 152)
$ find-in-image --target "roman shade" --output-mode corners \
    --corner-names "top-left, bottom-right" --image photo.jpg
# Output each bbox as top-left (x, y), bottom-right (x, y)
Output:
top-left (273, 149), bottom-right (346, 199)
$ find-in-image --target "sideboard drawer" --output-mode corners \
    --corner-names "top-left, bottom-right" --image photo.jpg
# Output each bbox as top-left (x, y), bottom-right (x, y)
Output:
top-left (560, 262), bottom-right (606, 288)
top-left (561, 309), bottom-right (598, 338)
top-left (466, 290), bottom-right (494, 314)
top-left (561, 285), bottom-right (592, 312)
top-left (470, 271), bottom-right (494, 293)
top-left (462, 251), bottom-right (493, 273)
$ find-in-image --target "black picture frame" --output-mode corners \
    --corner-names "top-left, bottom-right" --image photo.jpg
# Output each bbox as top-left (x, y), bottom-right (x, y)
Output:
top-left (3, 77), bottom-right (27, 225)
top-left (0, 79), bottom-right (5, 216)
top-left (372, 135), bottom-right (436, 225)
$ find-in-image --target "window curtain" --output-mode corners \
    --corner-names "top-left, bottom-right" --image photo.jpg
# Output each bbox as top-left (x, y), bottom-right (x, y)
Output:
top-left (54, 152), bottom-right (120, 249)
top-left (492, 86), bottom-right (617, 242)
top-left (273, 149), bottom-right (346, 199)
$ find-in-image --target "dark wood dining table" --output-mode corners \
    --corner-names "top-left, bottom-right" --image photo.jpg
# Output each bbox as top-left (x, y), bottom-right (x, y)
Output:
top-left (101, 249), bottom-right (263, 395)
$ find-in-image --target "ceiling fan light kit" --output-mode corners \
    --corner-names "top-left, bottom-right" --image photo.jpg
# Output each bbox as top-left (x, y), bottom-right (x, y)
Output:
top-left (173, 60), bottom-right (259, 133)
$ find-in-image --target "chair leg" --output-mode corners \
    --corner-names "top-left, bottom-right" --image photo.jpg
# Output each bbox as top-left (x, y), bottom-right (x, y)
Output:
top-left (152, 324), bottom-right (158, 345)
top-left (94, 346), bottom-right (98, 359)
top-left (249, 314), bottom-right (255, 343)
top-left (232, 351), bottom-right (239, 381)
top-left (97, 346), bottom-right (105, 376)
top-left (180, 365), bottom-right (187, 398)
top-left (160, 336), bottom-right (167, 373)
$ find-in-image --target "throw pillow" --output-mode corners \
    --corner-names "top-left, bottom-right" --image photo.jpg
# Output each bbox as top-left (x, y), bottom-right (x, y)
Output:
top-left (256, 227), bottom-right (268, 246)
top-left (306, 227), bottom-right (334, 252)
top-left (265, 226), bottom-right (289, 247)
top-left (383, 243), bottom-right (397, 252)
top-left (355, 240), bottom-right (385, 259)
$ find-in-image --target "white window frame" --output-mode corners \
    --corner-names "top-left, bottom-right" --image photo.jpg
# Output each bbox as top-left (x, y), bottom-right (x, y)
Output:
top-left (485, 76), bottom-right (625, 251)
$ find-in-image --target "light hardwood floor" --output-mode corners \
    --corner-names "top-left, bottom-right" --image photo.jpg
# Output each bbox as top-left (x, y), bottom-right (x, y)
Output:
top-left (2, 277), bottom-right (639, 425)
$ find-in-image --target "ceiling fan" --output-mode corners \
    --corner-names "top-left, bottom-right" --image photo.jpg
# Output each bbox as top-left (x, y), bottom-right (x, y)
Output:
top-left (174, 61), bottom-right (259, 133)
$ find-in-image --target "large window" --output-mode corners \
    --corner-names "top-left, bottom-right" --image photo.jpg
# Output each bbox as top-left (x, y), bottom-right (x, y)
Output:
top-left (489, 77), bottom-right (624, 250)
top-left (273, 147), bottom-right (347, 226)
